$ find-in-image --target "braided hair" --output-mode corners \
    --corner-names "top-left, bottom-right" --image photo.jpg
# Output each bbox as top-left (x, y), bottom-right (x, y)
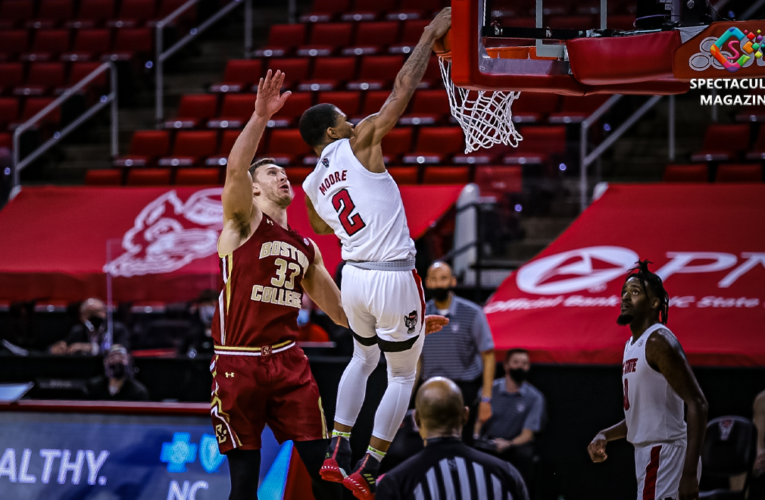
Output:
top-left (625, 260), bottom-right (669, 325)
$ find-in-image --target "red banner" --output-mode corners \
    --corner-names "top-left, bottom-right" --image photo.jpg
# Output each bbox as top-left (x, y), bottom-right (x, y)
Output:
top-left (485, 184), bottom-right (765, 367)
top-left (0, 185), bottom-right (462, 303)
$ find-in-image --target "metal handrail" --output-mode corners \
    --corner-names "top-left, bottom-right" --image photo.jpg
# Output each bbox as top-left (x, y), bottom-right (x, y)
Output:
top-left (155, 0), bottom-right (252, 124)
top-left (11, 61), bottom-right (118, 196)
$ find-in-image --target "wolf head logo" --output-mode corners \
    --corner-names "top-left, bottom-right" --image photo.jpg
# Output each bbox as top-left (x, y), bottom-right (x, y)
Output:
top-left (404, 310), bottom-right (418, 334)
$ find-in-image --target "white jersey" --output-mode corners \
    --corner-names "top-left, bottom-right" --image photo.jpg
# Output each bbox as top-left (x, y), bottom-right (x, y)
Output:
top-left (302, 139), bottom-right (416, 263)
top-left (622, 323), bottom-right (687, 446)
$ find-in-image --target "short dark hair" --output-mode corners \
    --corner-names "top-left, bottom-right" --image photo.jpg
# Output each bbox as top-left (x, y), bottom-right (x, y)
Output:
top-left (299, 103), bottom-right (338, 148)
top-left (625, 260), bottom-right (670, 325)
top-left (505, 348), bottom-right (529, 362)
top-left (248, 157), bottom-right (278, 179)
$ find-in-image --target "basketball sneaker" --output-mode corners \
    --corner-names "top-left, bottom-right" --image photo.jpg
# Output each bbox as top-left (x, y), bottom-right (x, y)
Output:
top-left (320, 435), bottom-right (352, 483)
top-left (342, 453), bottom-right (379, 500)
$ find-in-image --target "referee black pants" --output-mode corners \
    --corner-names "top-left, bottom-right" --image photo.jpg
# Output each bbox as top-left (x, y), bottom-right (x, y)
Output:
top-left (454, 377), bottom-right (482, 446)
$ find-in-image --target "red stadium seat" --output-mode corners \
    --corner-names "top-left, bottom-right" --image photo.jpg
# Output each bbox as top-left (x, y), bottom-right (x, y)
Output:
top-left (691, 124), bottom-right (751, 162)
top-left (347, 55), bottom-right (404, 90)
top-left (299, 58), bottom-right (357, 91)
top-left (387, 166), bottom-right (419, 185)
top-left (164, 94), bottom-right (218, 129)
top-left (55, 62), bottom-right (109, 94)
top-left (503, 126), bottom-right (567, 165)
top-left (300, 0), bottom-right (350, 23)
top-left (400, 90), bottom-right (450, 125)
top-left (317, 91), bottom-right (361, 116)
top-left (475, 166), bottom-right (523, 195)
top-left (747, 127), bottom-right (765, 160)
top-left (423, 166), bottom-right (470, 184)
top-left (269, 92), bottom-right (314, 128)
top-left (419, 55), bottom-right (441, 89)
top-left (403, 127), bottom-right (464, 164)
top-left (267, 129), bottom-right (312, 165)
top-left (663, 164), bottom-right (708, 183)
top-left (0, 31), bottom-right (29, 61)
top-left (210, 60), bottom-right (262, 93)
top-left (27, 0), bottom-right (75, 29)
top-left (159, 130), bottom-right (218, 166)
top-left (548, 95), bottom-right (611, 123)
top-left (452, 148), bottom-right (503, 165)
top-left (387, 0), bottom-right (443, 21)
top-left (254, 24), bottom-right (307, 58)
top-left (715, 164), bottom-right (762, 183)
top-left (360, 91), bottom-right (390, 116)
top-left (14, 63), bottom-right (66, 96)
top-left (61, 29), bottom-right (112, 61)
top-left (389, 20), bottom-right (431, 53)
top-left (284, 167), bottom-right (313, 185)
top-left (548, 15), bottom-right (597, 30)
top-left (114, 130), bottom-right (171, 167)
top-left (297, 23), bottom-right (354, 57)
top-left (106, 28), bottom-right (153, 60)
top-left (266, 58), bottom-right (311, 90)
top-left (0, 1), bottom-right (35, 30)
top-left (85, 168), bottom-right (122, 185)
top-left (22, 30), bottom-right (71, 61)
top-left (208, 94), bottom-right (256, 129)
top-left (20, 97), bottom-right (61, 126)
top-left (608, 15), bottom-right (636, 30)
top-left (67, 0), bottom-right (116, 29)
top-left (206, 130), bottom-right (240, 166)
top-left (512, 93), bottom-right (561, 123)
top-left (154, 0), bottom-right (196, 25)
top-left (539, 0), bottom-right (572, 15)
top-left (381, 127), bottom-right (413, 162)
top-left (107, 0), bottom-right (157, 28)
top-left (0, 64), bottom-right (24, 95)
top-left (341, 0), bottom-right (396, 21)
top-left (0, 98), bottom-right (20, 129)
top-left (0, 133), bottom-right (11, 149)
top-left (343, 21), bottom-right (400, 55)
top-left (175, 168), bottom-right (220, 185)
top-left (126, 168), bottom-right (172, 186)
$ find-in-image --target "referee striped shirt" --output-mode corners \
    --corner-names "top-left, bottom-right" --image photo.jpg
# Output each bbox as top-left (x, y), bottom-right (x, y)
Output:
top-left (376, 438), bottom-right (529, 500)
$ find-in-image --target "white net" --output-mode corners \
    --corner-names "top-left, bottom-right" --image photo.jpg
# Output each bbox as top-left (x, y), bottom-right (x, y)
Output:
top-left (439, 57), bottom-right (523, 154)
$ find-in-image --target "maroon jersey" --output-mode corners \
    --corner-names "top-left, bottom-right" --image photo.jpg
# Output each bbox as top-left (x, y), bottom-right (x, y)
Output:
top-left (212, 213), bottom-right (315, 347)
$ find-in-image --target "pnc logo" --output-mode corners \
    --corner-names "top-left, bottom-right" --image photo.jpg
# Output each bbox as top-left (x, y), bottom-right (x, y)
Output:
top-left (711, 28), bottom-right (763, 73)
top-left (516, 246), bottom-right (638, 295)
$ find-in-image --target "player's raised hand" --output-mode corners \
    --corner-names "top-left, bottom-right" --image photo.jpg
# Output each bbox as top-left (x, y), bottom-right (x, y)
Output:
top-left (588, 433), bottom-right (608, 463)
top-left (255, 70), bottom-right (291, 119)
top-left (425, 7), bottom-right (451, 40)
top-left (424, 315), bottom-right (449, 335)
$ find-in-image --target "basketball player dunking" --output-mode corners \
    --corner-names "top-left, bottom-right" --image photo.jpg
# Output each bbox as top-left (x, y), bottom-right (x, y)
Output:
top-left (298, 8), bottom-right (451, 500)
top-left (211, 69), bottom-right (348, 500)
top-left (588, 261), bottom-right (708, 500)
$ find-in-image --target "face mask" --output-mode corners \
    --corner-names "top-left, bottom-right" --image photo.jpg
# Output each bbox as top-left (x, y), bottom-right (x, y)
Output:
top-left (508, 368), bottom-right (527, 384)
top-left (297, 309), bottom-right (310, 327)
top-left (199, 305), bottom-right (215, 326)
top-left (89, 315), bottom-right (104, 331)
top-left (430, 288), bottom-right (451, 302)
top-left (107, 363), bottom-right (126, 380)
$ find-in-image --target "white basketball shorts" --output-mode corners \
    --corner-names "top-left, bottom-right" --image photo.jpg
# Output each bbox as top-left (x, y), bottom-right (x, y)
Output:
top-left (341, 264), bottom-right (426, 349)
top-left (634, 442), bottom-right (701, 500)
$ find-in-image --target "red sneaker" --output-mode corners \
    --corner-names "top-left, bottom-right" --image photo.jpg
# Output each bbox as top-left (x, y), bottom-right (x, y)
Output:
top-left (320, 435), bottom-right (351, 483)
top-left (342, 454), bottom-right (380, 500)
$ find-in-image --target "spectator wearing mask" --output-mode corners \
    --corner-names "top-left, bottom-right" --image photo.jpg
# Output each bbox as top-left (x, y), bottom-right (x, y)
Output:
top-left (87, 345), bottom-right (149, 401)
top-left (376, 377), bottom-right (529, 500)
top-left (421, 261), bottom-right (495, 444)
top-left (479, 348), bottom-right (545, 482)
top-left (297, 294), bottom-right (330, 343)
top-left (182, 289), bottom-right (217, 358)
top-left (50, 298), bottom-right (130, 355)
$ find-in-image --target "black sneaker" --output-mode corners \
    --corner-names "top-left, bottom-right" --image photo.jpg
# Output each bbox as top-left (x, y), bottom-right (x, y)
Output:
top-left (320, 435), bottom-right (352, 483)
top-left (343, 453), bottom-right (380, 500)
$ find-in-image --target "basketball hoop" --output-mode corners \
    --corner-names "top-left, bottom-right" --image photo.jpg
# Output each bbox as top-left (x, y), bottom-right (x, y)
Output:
top-left (434, 33), bottom-right (522, 154)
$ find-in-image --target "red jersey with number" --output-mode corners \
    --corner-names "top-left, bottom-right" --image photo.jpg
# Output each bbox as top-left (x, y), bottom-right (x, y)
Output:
top-left (211, 214), bottom-right (315, 347)
top-left (302, 138), bottom-right (415, 262)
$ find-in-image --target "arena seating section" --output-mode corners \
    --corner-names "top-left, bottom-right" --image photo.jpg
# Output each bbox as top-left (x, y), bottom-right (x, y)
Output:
top-left (1, 0), bottom-right (762, 187)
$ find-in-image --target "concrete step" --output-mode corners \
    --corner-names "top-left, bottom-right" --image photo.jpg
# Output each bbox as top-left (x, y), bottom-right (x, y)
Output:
top-left (521, 217), bottom-right (572, 240)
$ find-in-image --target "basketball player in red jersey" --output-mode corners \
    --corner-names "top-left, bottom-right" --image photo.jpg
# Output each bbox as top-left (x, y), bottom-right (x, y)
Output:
top-left (588, 261), bottom-right (708, 500)
top-left (211, 69), bottom-right (448, 500)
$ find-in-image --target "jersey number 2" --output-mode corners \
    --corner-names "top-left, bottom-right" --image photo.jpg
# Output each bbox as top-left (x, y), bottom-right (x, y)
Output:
top-left (332, 189), bottom-right (366, 236)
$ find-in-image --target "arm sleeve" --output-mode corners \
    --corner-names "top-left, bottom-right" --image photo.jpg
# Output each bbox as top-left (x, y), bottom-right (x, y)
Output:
top-left (472, 309), bottom-right (495, 353)
top-left (375, 474), bottom-right (401, 500)
top-left (522, 393), bottom-right (545, 433)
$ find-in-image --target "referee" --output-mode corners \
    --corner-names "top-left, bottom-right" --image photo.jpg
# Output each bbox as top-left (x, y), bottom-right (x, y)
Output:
top-left (377, 377), bottom-right (529, 500)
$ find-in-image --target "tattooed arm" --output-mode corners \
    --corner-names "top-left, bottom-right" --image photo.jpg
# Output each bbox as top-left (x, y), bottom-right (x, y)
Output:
top-left (351, 8), bottom-right (451, 172)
